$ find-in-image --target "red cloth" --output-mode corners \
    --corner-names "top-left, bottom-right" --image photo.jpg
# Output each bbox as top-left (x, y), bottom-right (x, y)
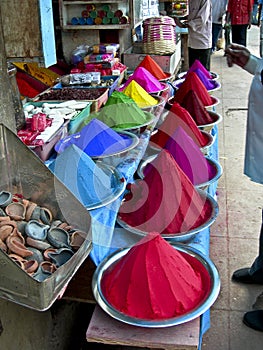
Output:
top-left (227, 0), bottom-right (253, 25)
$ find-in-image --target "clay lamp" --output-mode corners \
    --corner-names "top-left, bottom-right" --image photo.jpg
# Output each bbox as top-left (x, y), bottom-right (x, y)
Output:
top-left (25, 220), bottom-right (50, 241)
top-left (70, 230), bottom-right (86, 250)
top-left (48, 248), bottom-right (74, 267)
top-left (26, 236), bottom-right (51, 251)
top-left (47, 227), bottom-right (70, 249)
top-left (0, 191), bottom-right (12, 208)
top-left (5, 202), bottom-right (26, 221)
top-left (25, 247), bottom-right (44, 264)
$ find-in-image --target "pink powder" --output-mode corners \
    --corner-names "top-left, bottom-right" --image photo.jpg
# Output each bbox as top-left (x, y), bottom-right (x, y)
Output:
top-left (101, 232), bottom-right (211, 320)
top-left (150, 102), bottom-right (209, 148)
top-left (118, 149), bottom-right (213, 234)
top-left (119, 67), bottom-right (166, 93)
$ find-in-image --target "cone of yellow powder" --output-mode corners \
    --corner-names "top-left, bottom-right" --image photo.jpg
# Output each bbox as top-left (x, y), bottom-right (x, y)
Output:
top-left (122, 80), bottom-right (158, 108)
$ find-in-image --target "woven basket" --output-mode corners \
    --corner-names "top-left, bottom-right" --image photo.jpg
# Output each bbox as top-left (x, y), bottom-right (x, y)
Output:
top-left (142, 16), bottom-right (176, 55)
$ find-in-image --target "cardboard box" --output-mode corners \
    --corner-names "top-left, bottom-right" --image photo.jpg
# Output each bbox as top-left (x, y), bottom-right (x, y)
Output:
top-left (122, 42), bottom-right (181, 74)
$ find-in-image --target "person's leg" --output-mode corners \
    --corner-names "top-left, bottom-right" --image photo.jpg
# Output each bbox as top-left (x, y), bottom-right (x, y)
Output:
top-left (239, 24), bottom-right (248, 46)
top-left (212, 23), bottom-right (222, 52)
top-left (232, 209), bottom-right (263, 284)
top-left (243, 310), bottom-right (263, 332)
top-left (188, 47), bottom-right (211, 71)
top-left (231, 24), bottom-right (248, 46)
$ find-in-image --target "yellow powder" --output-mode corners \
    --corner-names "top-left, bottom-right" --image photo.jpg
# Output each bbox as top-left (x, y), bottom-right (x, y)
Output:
top-left (122, 80), bottom-right (158, 108)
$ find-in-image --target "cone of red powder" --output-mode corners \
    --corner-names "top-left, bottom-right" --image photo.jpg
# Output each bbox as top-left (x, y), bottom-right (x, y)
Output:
top-left (180, 90), bottom-right (215, 125)
top-left (137, 55), bottom-right (169, 81)
top-left (150, 101), bottom-right (210, 149)
top-left (118, 149), bottom-right (213, 234)
top-left (173, 72), bottom-right (213, 106)
top-left (101, 232), bottom-right (211, 320)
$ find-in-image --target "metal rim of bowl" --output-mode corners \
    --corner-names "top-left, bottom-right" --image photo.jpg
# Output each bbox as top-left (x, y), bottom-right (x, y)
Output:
top-left (137, 155), bottom-right (223, 190)
top-left (91, 131), bottom-right (139, 160)
top-left (197, 110), bottom-right (223, 132)
top-left (177, 71), bottom-right (219, 81)
top-left (116, 188), bottom-right (219, 242)
top-left (92, 242), bottom-right (221, 328)
top-left (85, 163), bottom-right (127, 211)
top-left (141, 94), bottom-right (166, 111)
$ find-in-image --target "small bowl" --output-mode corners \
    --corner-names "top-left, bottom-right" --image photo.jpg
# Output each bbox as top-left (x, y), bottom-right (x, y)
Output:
top-left (141, 95), bottom-right (166, 120)
top-left (92, 242), bottom-right (220, 328)
top-left (149, 129), bottom-right (215, 156)
top-left (137, 155), bottom-right (223, 192)
top-left (159, 72), bottom-right (175, 83)
top-left (196, 110), bottom-right (223, 134)
top-left (177, 71), bottom-right (219, 81)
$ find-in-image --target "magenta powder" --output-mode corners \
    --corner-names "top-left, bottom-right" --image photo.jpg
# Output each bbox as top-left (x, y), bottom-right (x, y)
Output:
top-left (163, 126), bottom-right (217, 185)
top-left (119, 67), bottom-right (166, 93)
top-left (188, 59), bottom-right (213, 79)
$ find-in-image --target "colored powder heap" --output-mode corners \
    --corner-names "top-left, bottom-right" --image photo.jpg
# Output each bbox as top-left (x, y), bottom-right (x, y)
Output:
top-left (122, 80), bottom-right (158, 108)
top-left (174, 72), bottom-right (213, 106)
top-left (55, 118), bottom-right (135, 156)
top-left (118, 149), bottom-right (212, 234)
top-left (77, 119), bottom-right (135, 156)
top-left (49, 144), bottom-right (113, 207)
top-left (101, 232), bottom-right (211, 320)
top-left (188, 59), bottom-right (214, 79)
top-left (150, 102), bottom-right (209, 149)
top-left (137, 55), bottom-right (169, 80)
top-left (185, 68), bottom-right (219, 90)
top-left (119, 67), bottom-right (166, 93)
top-left (162, 126), bottom-right (217, 185)
top-left (84, 91), bottom-right (153, 130)
top-left (180, 90), bottom-right (215, 125)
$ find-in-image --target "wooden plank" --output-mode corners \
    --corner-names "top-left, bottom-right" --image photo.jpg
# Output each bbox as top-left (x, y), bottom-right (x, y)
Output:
top-left (86, 305), bottom-right (199, 350)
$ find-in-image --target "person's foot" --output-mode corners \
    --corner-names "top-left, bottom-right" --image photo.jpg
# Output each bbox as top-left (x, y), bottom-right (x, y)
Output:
top-left (243, 310), bottom-right (263, 332)
top-left (232, 268), bottom-right (263, 284)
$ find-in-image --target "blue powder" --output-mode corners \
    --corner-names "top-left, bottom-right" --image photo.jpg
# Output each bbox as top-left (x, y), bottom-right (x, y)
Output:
top-left (49, 144), bottom-right (113, 208)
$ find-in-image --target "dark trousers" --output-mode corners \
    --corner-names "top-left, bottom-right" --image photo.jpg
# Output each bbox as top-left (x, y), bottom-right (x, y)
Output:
top-left (212, 23), bottom-right (222, 51)
top-left (250, 210), bottom-right (263, 274)
top-left (231, 24), bottom-right (249, 46)
top-left (188, 47), bottom-right (211, 71)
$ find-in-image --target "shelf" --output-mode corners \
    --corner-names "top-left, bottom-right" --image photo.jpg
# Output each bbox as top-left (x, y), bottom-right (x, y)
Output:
top-left (61, 24), bottom-right (130, 30)
top-left (63, 0), bottom-right (125, 4)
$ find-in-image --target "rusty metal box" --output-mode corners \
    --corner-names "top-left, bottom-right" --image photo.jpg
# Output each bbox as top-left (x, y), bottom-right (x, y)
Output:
top-left (0, 123), bottom-right (92, 311)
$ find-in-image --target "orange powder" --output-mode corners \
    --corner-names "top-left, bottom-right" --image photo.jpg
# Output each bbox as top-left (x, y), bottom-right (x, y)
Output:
top-left (150, 102), bottom-right (209, 149)
top-left (101, 232), bottom-right (211, 320)
top-left (137, 55), bottom-right (169, 80)
top-left (118, 149), bottom-right (212, 234)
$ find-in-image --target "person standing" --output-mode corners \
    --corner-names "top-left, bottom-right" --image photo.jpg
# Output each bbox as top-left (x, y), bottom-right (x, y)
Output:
top-left (225, 43), bottom-right (263, 332)
top-left (258, 1), bottom-right (263, 57)
top-left (226, 0), bottom-right (253, 46)
top-left (175, 0), bottom-right (212, 71)
top-left (211, 0), bottom-right (228, 52)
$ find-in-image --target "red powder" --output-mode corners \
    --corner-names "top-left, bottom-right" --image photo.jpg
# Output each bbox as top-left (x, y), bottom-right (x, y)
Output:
top-left (173, 72), bottom-right (213, 106)
top-left (118, 149), bottom-right (213, 234)
top-left (137, 55), bottom-right (169, 80)
top-left (150, 102), bottom-right (209, 148)
top-left (101, 232), bottom-right (211, 320)
top-left (180, 90), bottom-right (215, 125)
top-left (16, 77), bottom-right (40, 98)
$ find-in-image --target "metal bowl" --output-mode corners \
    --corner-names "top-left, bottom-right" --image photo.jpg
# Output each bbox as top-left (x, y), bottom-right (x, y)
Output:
top-left (141, 95), bottom-right (166, 120)
top-left (91, 131), bottom-right (139, 168)
top-left (137, 155), bottom-right (223, 192)
top-left (197, 110), bottom-right (223, 134)
top-left (149, 129), bottom-right (215, 156)
top-left (159, 72), bottom-right (175, 83)
top-left (86, 162), bottom-right (126, 211)
top-left (92, 243), bottom-right (220, 328)
top-left (177, 71), bottom-right (219, 81)
top-left (113, 111), bottom-right (158, 135)
top-left (116, 188), bottom-right (219, 242)
top-left (167, 95), bottom-right (220, 111)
